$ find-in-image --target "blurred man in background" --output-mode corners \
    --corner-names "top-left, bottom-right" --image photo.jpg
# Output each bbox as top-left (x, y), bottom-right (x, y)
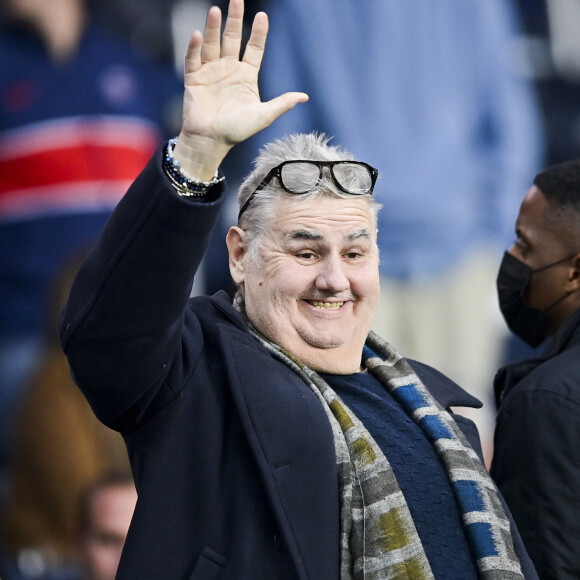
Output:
top-left (0, 0), bottom-right (181, 490)
top-left (75, 473), bottom-right (137, 580)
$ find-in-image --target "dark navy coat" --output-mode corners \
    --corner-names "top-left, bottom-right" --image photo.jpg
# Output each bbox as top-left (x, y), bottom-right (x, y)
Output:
top-left (60, 151), bottom-right (537, 579)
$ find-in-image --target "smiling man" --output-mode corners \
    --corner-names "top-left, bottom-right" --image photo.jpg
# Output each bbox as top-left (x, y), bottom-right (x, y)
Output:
top-left (492, 160), bottom-right (580, 580)
top-left (59, 1), bottom-right (537, 579)
top-left (228, 158), bottom-right (381, 374)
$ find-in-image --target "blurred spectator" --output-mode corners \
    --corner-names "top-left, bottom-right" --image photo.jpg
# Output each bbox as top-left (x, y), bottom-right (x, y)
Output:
top-left (220, 0), bottom-right (544, 464)
top-left (73, 472), bottom-right (137, 580)
top-left (0, 0), bottom-right (182, 482)
top-left (514, 0), bottom-right (580, 166)
top-left (0, 471), bottom-right (136, 580)
top-left (503, 0), bottom-right (580, 364)
top-left (89, 0), bottom-right (179, 65)
top-left (0, 248), bottom-right (131, 579)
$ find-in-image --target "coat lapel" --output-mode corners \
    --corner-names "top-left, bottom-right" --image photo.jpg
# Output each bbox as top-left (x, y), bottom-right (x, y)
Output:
top-left (217, 323), bottom-right (340, 579)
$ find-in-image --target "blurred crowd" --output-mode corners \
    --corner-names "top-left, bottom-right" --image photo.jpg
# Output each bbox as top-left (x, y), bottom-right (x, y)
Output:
top-left (0, 0), bottom-right (205, 578)
top-left (2, 0), bottom-right (580, 578)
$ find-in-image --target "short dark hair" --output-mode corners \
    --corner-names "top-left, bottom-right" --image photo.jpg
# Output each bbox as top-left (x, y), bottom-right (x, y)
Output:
top-left (534, 159), bottom-right (580, 211)
top-left (533, 159), bottom-right (580, 251)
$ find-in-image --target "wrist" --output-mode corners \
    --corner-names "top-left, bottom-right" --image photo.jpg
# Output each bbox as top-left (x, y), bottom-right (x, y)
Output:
top-left (163, 138), bottom-right (225, 197)
top-left (173, 133), bottom-right (230, 181)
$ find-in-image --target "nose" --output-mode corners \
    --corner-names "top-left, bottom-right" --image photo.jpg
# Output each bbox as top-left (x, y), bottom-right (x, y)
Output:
top-left (315, 255), bottom-right (350, 293)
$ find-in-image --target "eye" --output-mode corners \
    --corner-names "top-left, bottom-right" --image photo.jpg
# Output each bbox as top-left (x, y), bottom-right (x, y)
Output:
top-left (514, 239), bottom-right (528, 258)
top-left (296, 251), bottom-right (317, 260)
top-left (345, 250), bottom-right (363, 260)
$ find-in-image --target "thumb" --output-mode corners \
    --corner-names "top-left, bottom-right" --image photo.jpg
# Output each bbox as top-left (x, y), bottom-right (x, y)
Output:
top-left (261, 92), bottom-right (309, 127)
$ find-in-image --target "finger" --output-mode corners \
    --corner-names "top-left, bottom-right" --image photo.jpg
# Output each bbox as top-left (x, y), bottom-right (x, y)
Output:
top-left (184, 31), bottom-right (203, 74)
top-left (221, 0), bottom-right (244, 59)
top-left (201, 5), bottom-right (222, 63)
top-left (242, 11), bottom-right (268, 70)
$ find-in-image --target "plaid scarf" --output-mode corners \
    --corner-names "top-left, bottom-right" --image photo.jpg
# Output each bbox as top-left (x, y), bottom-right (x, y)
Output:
top-left (235, 298), bottom-right (524, 579)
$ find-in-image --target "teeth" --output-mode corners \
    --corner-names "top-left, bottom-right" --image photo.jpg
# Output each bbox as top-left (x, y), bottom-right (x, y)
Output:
top-left (311, 301), bottom-right (343, 309)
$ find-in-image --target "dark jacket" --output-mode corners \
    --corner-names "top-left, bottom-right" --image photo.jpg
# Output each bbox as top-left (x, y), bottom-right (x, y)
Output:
top-left (491, 309), bottom-right (580, 580)
top-left (60, 151), bottom-right (537, 579)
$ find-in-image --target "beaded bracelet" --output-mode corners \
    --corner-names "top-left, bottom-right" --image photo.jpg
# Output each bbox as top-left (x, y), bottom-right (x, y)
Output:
top-left (163, 137), bottom-right (224, 197)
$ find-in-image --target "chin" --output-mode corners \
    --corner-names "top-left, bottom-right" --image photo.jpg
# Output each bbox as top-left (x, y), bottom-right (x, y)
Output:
top-left (292, 335), bottom-right (364, 374)
top-left (299, 330), bottom-right (349, 350)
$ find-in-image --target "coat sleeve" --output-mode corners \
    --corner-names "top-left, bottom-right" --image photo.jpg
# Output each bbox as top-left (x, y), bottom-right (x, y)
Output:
top-left (59, 148), bottom-right (225, 430)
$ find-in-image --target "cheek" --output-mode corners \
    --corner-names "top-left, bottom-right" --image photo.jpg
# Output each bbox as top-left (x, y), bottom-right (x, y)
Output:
top-left (352, 266), bottom-right (380, 297)
top-left (261, 253), bottom-right (295, 278)
top-left (260, 259), bottom-right (309, 294)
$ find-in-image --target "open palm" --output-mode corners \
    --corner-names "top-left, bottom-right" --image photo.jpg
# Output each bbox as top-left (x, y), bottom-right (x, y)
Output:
top-left (176, 0), bottom-right (308, 169)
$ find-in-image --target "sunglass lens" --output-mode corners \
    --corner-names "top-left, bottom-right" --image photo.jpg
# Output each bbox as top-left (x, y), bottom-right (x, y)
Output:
top-left (280, 162), bottom-right (320, 193)
top-left (333, 163), bottom-right (372, 193)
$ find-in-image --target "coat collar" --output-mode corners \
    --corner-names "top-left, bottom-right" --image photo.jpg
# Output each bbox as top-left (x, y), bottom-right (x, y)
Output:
top-left (211, 290), bottom-right (247, 329)
top-left (408, 359), bottom-right (482, 410)
top-left (494, 308), bottom-right (580, 406)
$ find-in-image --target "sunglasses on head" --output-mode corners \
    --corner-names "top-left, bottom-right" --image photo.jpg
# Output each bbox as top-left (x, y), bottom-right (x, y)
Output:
top-left (238, 159), bottom-right (378, 219)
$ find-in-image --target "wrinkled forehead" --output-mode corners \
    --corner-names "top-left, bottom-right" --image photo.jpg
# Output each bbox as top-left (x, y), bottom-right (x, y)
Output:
top-left (268, 194), bottom-right (377, 237)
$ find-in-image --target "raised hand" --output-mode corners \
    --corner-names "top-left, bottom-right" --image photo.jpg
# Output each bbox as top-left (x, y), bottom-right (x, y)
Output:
top-left (173, 0), bottom-right (309, 180)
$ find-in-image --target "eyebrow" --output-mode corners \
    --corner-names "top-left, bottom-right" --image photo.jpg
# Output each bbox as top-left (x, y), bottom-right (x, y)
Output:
top-left (349, 229), bottom-right (371, 240)
top-left (285, 229), bottom-right (371, 242)
top-left (286, 230), bottom-right (322, 242)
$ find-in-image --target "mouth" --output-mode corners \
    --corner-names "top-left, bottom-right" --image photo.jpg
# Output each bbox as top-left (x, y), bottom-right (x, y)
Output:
top-left (306, 300), bottom-right (345, 309)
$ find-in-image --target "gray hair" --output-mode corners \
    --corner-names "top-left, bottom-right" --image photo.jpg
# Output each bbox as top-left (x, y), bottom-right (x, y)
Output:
top-left (237, 132), bottom-right (382, 262)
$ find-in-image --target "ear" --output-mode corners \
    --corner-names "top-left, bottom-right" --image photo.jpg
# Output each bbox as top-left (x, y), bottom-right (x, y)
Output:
top-left (568, 253), bottom-right (580, 291)
top-left (226, 226), bottom-right (248, 284)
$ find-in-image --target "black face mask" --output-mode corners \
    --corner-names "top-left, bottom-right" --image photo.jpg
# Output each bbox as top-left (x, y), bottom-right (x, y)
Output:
top-left (497, 251), bottom-right (573, 347)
